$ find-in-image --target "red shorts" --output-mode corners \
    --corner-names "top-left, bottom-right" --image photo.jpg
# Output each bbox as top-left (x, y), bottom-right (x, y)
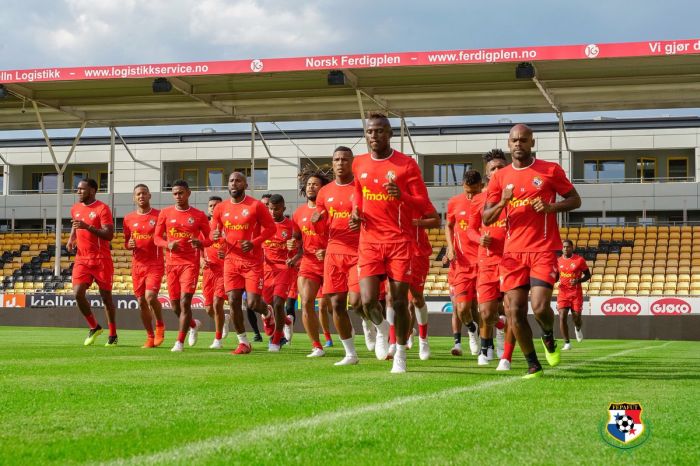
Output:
top-left (131, 263), bottom-right (164, 298)
top-left (166, 263), bottom-right (199, 300)
top-left (73, 258), bottom-right (114, 291)
top-left (410, 255), bottom-right (430, 294)
top-left (448, 261), bottom-right (477, 303)
top-left (202, 265), bottom-right (226, 306)
top-left (499, 251), bottom-right (558, 292)
top-left (287, 268), bottom-right (299, 299)
top-left (299, 255), bottom-right (324, 284)
top-left (263, 266), bottom-right (295, 303)
top-left (323, 252), bottom-right (359, 295)
top-left (557, 287), bottom-right (583, 312)
top-left (357, 241), bottom-right (412, 283)
top-left (224, 258), bottom-right (263, 295)
top-left (476, 259), bottom-right (502, 304)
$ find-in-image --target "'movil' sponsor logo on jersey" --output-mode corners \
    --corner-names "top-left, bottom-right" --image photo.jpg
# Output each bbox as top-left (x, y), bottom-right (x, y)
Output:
top-left (458, 219), bottom-right (468, 230)
top-left (650, 298), bottom-right (692, 315)
top-left (132, 232), bottom-right (153, 240)
top-left (362, 186), bottom-right (396, 202)
top-left (301, 225), bottom-right (317, 236)
top-left (601, 297), bottom-right (642, 316)
top-left (328, 206), bottom-right (351, 219)
top-left (264, 239), bottom-right (287, 249)
top-left (508, 197), bottom-right (534, 209)
top-left (491, 218), bottom-right (507, 228)
top-left (223, 220), bottom-right (250, 231)
top-left (168, 228), bottom-right (193, 239)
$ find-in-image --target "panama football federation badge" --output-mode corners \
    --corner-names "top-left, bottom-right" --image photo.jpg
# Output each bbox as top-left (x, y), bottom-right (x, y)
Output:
top-left (601, 402), bottom-right (649, 449)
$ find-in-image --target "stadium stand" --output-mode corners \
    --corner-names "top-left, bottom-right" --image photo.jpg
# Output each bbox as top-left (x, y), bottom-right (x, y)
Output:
top-left (1, 225), bottom-right (698, 297)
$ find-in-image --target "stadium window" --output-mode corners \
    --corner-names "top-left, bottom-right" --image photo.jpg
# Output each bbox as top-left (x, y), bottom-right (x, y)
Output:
top-left (253, 168), bottom-right (268, 190)
top-left (668, 157), bottom-right (689, 181)
top-left (180, 168), bottom-right (199, 190)
top-left (433, 163), bottom-right (471, 186)
top-left (98, 171), bottom-right (109, 193)
top-left (72, 171), bottom-right (87, 189)
top-left (206, 168), bottom-right (225, 190)
top-left (31, 172), bottom-right (58, 193)
top-left (0, 166), bottom-right (3, 194)
top-left (583, 160), bottom-right (625, 183)
top-left (636, 157), bottom-right (656, 182)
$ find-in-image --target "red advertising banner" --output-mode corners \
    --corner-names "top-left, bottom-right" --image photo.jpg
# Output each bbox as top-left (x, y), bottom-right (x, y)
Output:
top-left (0, 38), bottom-right (699, 84)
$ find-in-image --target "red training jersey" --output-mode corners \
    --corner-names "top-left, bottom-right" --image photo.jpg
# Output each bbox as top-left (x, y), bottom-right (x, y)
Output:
top-left (123, 208), bottom-right (163, 267)
top-left (315, 180), bottom-right (359, 256)
top-left (210, 195), bottom-right (275, 263)
top-left (204, 217), bottom-right (225, 269)
top-left (446, 194), bottom-right (478, 265)
top-left (154, 206), bottom-right (211, 267)
top-left (410, 201), bottom-right (438, 258)
top-left (263, 217), bottom-right (296, 270)
top-left (293, 203), bottom-right (328, 259)
top-left (468, 192), bottom-right (507, 261)
top-left (486, 159), bottom-right (574, 253)
top-left (71, 200), bottom-right (113, 261)
top-left (352, 150), bottom-right (430, 244)
top-left (557, 254), bottom-right (589, 290)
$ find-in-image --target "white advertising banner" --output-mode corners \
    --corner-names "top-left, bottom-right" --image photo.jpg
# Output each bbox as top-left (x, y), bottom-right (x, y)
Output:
top-left (589, 296), bottom-right (696, 316)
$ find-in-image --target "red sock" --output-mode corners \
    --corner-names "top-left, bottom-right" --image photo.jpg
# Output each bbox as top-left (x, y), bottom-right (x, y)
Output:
top-left (177, 331), bottom-right (186, 343)
top-left (312, 340), bottom-right (323, 350)
top-left (495, 319), bottom-right (505, 330)
top-left (503, 342), bottom-right (515, 362)
top-left (108, 323), bottom-right (117, 337)
top-left (323, 330), bottom-right (332, 342)
top-left (146, 328), bottom-right (155, 338)
top-left (272, 331), bottom-right (284, 345)
top-left (189, 319), bottom-right (197, 329)
top-left (84, 313), bottom-right (98, 329)
top-left (156, 320), bottom-right (165, 328)
top-left (418, 324), bottom-right (428, 339)
top-left (215, 331), bottom-right (223, 340)
top-left (389, 325), bottom-right (396, 345)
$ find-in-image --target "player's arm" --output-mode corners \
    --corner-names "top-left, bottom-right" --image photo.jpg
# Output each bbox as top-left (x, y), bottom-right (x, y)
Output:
top-left (73, 206), bottom-right (114, 241)
top-left (573, 267), bottom-right (592, 285)
top-left (443, 204), bottom-right (456, 263)
top-left (191, 214), bottom-right (212, 249)
top-left (412, 207), bottom-right (440, 229)
top-left (483, 176), bottom-right (512, 225)
top-left (124, 221), bottom-right (135, 250)
top-left (253, 202), bottom-right (276, 247)
top-left (386, 161), bottom-right (431, 211)
top-left (66, 225), bottom-right (77, 252)
top-left (350, 177), bottom-right (363, 230)
top-left (153, 212), bottom-right (169, 248)
top-left (311, 192), bottom-right (327, 228)
top-left (286, 228), bottom-right (303, 268)
top-left (532, 165), bottom-right (581, 214)
top-left (467, 201), bottom-right (490, 247)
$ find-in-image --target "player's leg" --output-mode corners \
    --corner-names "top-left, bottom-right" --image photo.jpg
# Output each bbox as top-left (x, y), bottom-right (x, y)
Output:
top-left (531, 283), bottom-right (559, 366)
top-left (228, 289), bottom-right (252, 354)
top-left (98, 287), bottom-right (118, 347)
top-left (451, 305), bottom-right (462, 355)
top-left (558, 306), bottom-right (571, 350)
top-left (496, 298), bottom-right (516, 371)
top-left (319, 297), bottom-right (333, 347)
top-left (145, 290), bottom-right (165, 346)
top-left (360, 275), bottom-right (390, 360)
top-left (247, 308), bottom-right (263, 342)
top-left (137, 295), bottom-right (155, 348)
top-left (505, 286), bottom-right (543, 377)
top-left (209, 296), bottom-right (225, 349)
top-left (171, 291), bottom-right (194, 351)
top-left (455, 299), bottom-right (479, 355)
top-left (410, 287), bottom-right (430, 360)
top-left (74, 279), bottom-right (103, 345)
top-left (330, 291), bottom-right (358, 365)
top-left (477, 299), bottom-right (499, 365)
top-left (387, 278), bottom-right (411, 373)
top-left (572, 310), bottom-right (583, 342)
top-left (299, 276), bottom-right (324, 356)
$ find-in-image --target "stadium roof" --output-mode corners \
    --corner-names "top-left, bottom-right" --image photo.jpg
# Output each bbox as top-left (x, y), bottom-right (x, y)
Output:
top-left (0, 38), bottom-right (699, 130)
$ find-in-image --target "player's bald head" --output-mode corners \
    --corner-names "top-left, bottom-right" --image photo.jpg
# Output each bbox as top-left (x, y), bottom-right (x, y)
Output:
top-left (509, 123), bottom-right (533, 137)
top-left (229, 171), bottom-right (247, 182)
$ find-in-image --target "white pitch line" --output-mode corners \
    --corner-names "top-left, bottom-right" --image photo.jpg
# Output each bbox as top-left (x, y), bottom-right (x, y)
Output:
top-left (102, 341), bottom-right (670, 466)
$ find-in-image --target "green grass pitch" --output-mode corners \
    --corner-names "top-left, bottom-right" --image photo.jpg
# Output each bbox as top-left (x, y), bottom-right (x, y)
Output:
top-left (0, 326), bottom-right (698, 465)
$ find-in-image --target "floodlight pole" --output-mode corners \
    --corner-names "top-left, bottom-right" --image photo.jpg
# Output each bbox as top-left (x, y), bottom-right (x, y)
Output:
top-left (355, 90), bottom-right (370, 153)
top-left (31, 101), bottom-right (87, 277)
top-left (109, 126), bottom-right (117, 225)
top-left (250, 121), bottom-right (256, 196)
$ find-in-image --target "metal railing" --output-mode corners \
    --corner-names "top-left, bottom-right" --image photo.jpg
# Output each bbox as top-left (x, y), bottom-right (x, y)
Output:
top-left (572, 176), bottom-right (695, 184)
top-left (7, 188), bottom-right (108, 195)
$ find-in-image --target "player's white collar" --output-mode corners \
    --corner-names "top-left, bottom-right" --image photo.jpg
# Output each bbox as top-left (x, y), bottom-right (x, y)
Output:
top-left (231, 195), bottom-right (247, 204)
top-left (175, 206), bottom-right (191, 212)
top-left (512, 158), bottom-right (536, 171)
top-left (82, 200), bottom-right (97, 207)
top-left (334, 178), bottom-right (354, 186)
top-left (370, 149), bottom-right (394, 161)
top-left (137, 208), bottom-right (153, 215)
